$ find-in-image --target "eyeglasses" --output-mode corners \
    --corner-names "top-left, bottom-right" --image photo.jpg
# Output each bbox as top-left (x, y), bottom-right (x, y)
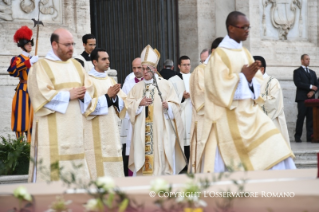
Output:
top-left (57, 42), bottom-right (76, 47)
top-left (142, 67), bottom-right (155, 71)
top-left (231, 25), bottom-right (251, 30)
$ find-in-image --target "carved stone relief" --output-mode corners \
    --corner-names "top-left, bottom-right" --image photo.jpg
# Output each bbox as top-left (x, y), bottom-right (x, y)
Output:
top-left (262, 0), bottom-right (303, 40)
top-left (39, 0), bottom-right (58, 20)
top-left (1, 0), bottom-right (60, 22)
top-left (0, 0), bottom-right (13, 21)
top-left (20, 0), bottom-right (35, 13)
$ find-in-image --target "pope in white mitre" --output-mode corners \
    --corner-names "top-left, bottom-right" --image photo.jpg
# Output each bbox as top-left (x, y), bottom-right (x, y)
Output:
top-left (126, 45), bottom-right (186, 176)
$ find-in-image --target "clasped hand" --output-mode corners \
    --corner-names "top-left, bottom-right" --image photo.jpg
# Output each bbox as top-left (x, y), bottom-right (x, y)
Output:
top-left (108, 84), bottom-right (121, 98)
top-left (69, 86), bottom-right (86, 100)
top-left (183, 91), bottom-right (190, 99)
top-left (139, 96), bottom-right (152, 106)
top-left (307, 91), bottom-right (315, 98)
top-left (241, 60), bottom-right (261, 82)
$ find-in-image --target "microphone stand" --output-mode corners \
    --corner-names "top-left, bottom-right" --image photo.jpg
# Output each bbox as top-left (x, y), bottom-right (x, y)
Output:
top-left (147, 66), bottom-right (188, 165)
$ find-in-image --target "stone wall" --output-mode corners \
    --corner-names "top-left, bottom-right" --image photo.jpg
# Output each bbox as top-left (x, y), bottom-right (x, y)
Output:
top-left (0, 0), bottom-right (91, 138)
top-left (178, 0), bottom-right (319, 142)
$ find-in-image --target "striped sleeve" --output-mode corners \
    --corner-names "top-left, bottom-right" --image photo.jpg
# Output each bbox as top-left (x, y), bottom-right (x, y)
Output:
top-left (7, 56), bottom-right (31, 77)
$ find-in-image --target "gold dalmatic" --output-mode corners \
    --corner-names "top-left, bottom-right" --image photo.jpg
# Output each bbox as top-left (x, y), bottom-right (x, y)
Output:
top-left (143, 83), bottom-right (155, 175)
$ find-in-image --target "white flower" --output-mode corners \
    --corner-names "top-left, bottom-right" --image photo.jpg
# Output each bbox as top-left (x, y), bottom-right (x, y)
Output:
top-left (84, 199), bottom-right (100, 211)
top-left (96, 176), bottom-right (115, 192)
top-left (150, 178), bottom-right (170, 193)
top-left (48, 196), bottom-right (72, 211)
top-left (13, 186), bottom-right (32, 201)
top-left (175, 179), bottom-right (207, 208)
top-left (197, 200), bottom-right (207, 207)
top-left (183, 179), bottom-right (200, 191)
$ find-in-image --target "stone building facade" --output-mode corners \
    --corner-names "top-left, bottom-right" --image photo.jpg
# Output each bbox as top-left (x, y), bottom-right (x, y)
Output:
top-left (1, 0), bottom-right (318, 141)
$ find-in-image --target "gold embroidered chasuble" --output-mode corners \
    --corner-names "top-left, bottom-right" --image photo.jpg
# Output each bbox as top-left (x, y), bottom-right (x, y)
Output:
top-left (200, 47), bottom-right (294, 173)
top-left (84, 75), bottom-right (127, 179)
top-left (127, 78), bottom-right (186, 176)
top-left (27, 58), bottom-right (98, 182)
top-left (259, 75), bottom-right (291, 148)
top-left (189, 63), bottom-right (206, 172)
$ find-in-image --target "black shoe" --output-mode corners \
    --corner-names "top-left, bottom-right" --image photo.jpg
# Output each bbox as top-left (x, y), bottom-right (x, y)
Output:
top-left (295, 138), bottom-right (302, 142)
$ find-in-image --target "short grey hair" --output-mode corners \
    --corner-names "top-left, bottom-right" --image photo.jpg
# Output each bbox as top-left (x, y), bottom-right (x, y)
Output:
top-left (163, 59), bottom-right (174, 67)
top-left (200, 48), bottom-right (209, 56)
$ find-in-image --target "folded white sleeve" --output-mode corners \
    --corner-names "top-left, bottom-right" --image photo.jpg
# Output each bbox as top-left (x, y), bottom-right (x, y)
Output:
top-left (164, 103), bottom-right (174, 119)
top-left (113, 96), bottom-right (125, 112)
top-left (90, 95), bottom-right (109, 115)
top-left (79, 91), bottom-right (93, 114)
top-left (233, 73), bottom-right (260, 100)
top-left (251, 77), bottom-right (261, 99)
top-left (44, 91), bottom-right (70, 114)
top-left (136, 106), bottom-right (144, 115)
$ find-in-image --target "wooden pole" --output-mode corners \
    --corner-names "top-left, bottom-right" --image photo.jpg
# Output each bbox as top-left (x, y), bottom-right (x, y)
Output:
top-left (35, 25), bottom-right (39, 56)
top-left (26, 24), bottom-right (40, 142)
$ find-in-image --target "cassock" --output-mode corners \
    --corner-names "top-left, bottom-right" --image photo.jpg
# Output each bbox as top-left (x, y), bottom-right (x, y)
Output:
top-left (27, 50), bottom-right (99, 183)
top-left (168, 73), bottom-right (192, 168)
top-left (126, 78), bottom-right (186, 176)
top-left (259, 73), bottom-right (291, 147)
top-left (199, 35), bottom-right (295, 173)
top-left (124, 72), bottom-right (135, 84)
top-left (75, 51), bottom-right (94, 73)
top-left (189, 62), bottom-right (207, 173)
top-left (84, 68), bottom-right (127, 179)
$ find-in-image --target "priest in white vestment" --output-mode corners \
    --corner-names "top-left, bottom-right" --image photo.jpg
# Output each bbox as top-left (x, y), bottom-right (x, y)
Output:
top-left (199, 12), bottom-right (295, 173)
top-left (127, 45), bottom-right (186, 176)
top-left (253, 56), bottom-right (291, 148)
top-left (120, 57), bottom-right (143, 176)
top-left (74, 34), bottom-right (96, 73)
top-left (84, 48), bottom-right (127, 179)
top-left (124, 72), bottom-right (135, 83)
top-left (168, 56), bottom-right (192, 172)
top-left (27, 29), bottom-right (107, 183)
top-left (189, 37), bottom-right (223, 173)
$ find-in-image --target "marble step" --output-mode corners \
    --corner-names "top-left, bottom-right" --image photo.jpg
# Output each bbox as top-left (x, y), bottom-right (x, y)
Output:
top-left (0, 175), bottom-right (28, 184)
top-left (293, 150), bottom-right (318, 169)
top-left (293, 150), bottom-right (319, 161)
top-left (294, 160), bottom-right (318, 169)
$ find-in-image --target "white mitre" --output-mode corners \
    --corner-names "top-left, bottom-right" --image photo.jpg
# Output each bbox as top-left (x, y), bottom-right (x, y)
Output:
top-left (140, 45), bottom-right (161, 67)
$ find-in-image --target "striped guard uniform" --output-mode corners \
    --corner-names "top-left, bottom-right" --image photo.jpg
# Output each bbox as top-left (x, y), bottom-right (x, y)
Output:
top-left (7, 54), bottom-right (33, 141)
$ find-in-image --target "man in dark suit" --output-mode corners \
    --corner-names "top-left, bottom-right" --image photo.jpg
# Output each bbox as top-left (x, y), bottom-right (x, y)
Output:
top-left (160, 59), bottom-right (182, 80)
top-left (293, 54), bottom-right (319, 142)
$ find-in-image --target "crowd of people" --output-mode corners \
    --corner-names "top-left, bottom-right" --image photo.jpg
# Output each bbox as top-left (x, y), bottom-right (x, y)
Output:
top-left (8, 11), bottom-right (319, 183)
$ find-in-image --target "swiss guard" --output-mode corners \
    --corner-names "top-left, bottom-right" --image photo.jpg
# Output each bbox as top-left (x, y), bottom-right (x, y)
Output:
top-left (7, 26), bottom-right (38, 142)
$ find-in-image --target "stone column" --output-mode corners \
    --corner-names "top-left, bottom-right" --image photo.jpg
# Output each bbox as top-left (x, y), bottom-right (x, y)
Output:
top-left (178, 0), bottom-right (235, 68)
top-left (178, 0), bottom-right (199, 67)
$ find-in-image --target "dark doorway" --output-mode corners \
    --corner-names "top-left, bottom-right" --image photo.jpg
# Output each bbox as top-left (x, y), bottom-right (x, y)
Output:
top-left (90, 0), bottom-right (180, 83)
